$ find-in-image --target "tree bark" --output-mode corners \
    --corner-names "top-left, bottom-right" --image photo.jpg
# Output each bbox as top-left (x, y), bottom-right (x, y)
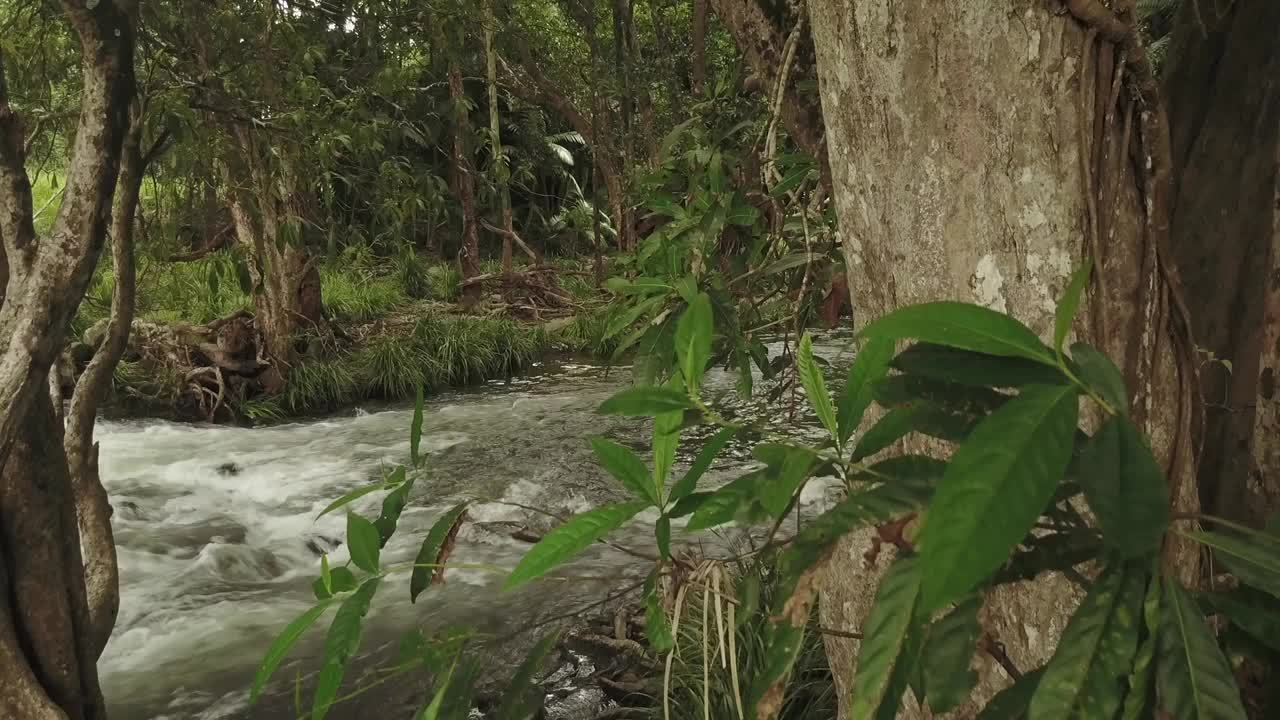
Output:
top-left (707, 0), bottom-right (830, 193)
top-left (449, 59), bottom-right (483, 302)
top-left (807, 1), bottom-right (1200, 714)
top-left (692, 0), bottom-right (709, 96)
top-left (1163, 0), bottom-right (1280, 528)
top-left (484, 1), bottom-right (515, 273)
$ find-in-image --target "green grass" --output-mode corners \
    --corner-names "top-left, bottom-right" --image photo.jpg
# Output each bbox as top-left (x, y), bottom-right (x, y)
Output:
top-left (30, 172), bottom-right (64, 234)
top-left (321, 266), bottom-right (409, 323)
top-left (424, 263), bottom-right (462, 302)
top-left (254, 313), bottom-right (549, 418)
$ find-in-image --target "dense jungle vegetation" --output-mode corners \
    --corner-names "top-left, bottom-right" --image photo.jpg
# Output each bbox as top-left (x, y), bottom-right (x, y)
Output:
top-left (0, 0), bottom-right (1278, 718)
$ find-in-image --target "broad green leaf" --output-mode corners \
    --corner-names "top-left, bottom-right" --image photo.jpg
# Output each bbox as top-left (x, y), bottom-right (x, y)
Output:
top-left (496, 632), bottom-right (560, 720)
top-left (851, 406), bottom-right (919, 462)
top-left (977, 668), bottom-right (1045, 720)
top-left (752, 444), bottom-right (817, 516)
top-left (921, 595), bottom-right (983, 713)
top-left (1205, 589), bottom-right (1280, 653)
top-left (644, 569), bottom-right (674, 653)
top-left (312, 567), bottom-right (357, 601)
top-left (892, 343), bottom-right (1068, 389)
top-left (749, 622), bottom-right (806, 718)
top-left (675, 293), bottom-right (713, 394)
top-left (1028, 562), bottom-right (1144, 719)
top-left (1156, 577), bottom-right (1247, 720)
top-left (504, 501), bottom-right (648, 590)
top-left (656, 515), bottom-right (671, 560)
top-left (858, 302), bottom-right (1056, 366)
top-left (251, 602), bottom-right (331, 703)
top-left (604, 295), bottom-right (665, 339)
top-left (1122, 571), bottom-right (1163, 720)
top-left (317, 480), bottom-right (394, 519)
top-left (410, 385), bottom-right (425, 467)
top-left (667, 491), bottom-right (711, 519)
top-left (838, 337), bottom-right (895, 445)
top-left (1076, 417), bottom-right (1169, 557)
top-left (311, 579), bottom-right (380, 720)
top-left (873, 375), bottom-right (1008, 417)
top-left (1183, 529), bottom-right (1280, 599)
top-left (1070, 342), bottom-right (1129, 417)
top-left (797, 332), bottom-right (838, 439)
top-left (850, 556), bottom-right (924, 720)
top-left (653, 409), bottom-right (683, 492)
top-left (590, 437), bottom-right (659, 507)
top-left (1054, 260), bottom-right (1092, 354)
top-left (604, 276), bottom-right (672, 295)
top-left (410, 503), bottom-right (469, 602)
top-left (686, 471), bottom-right (763, 531)
top-left (770, 164), bottom-right (814, 197)
top-left (918, 384), bottom-right (1079, 612)
top-left (320, 555), bottom-right (331, 594)
top-left (598, 386), bottom-right (694, 416)
top-left (668, 426), bottom-right (737, 503)
top-left (346, 513), bottom-right (381, 574)
top-left (374, 467), bottom-right (413, 545)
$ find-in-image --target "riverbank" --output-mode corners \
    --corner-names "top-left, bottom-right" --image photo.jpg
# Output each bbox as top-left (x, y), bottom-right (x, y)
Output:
top-left (76, 252), bottom-right (623, 424)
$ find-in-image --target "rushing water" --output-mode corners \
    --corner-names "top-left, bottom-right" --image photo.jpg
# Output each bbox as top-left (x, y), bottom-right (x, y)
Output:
top-left (97, 336), bottom-right (854, 719)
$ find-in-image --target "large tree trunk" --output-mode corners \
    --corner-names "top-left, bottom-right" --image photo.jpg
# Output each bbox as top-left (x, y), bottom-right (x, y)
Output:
top-left (1163, 0), bottom-right (1280, 529)
top-left (449, 60), bottom-right (483, 302)
top-left (691, 0), bottom-right (709, 96)
top-left (223, 130), bottom-right (323, 393)
top-left (0, 2), bottom-right (138, 715)
top-left (484, 1), bottom-right (515, 274)
top-left (807, 1), bottom-right (1200, 714)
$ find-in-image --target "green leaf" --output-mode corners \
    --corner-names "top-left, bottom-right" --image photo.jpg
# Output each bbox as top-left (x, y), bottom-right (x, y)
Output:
top-left (749, 622), bottom-right (807, 717)
top-left (977, 668), bottom-right (1045, 720)
top-left (797, 332), bottom-right (838, 439)
top-left (320, 555), bottom-right (332, 595)
top-left (1183, 529), bottom-right (1280, 599)
top-left (685, 471), bottom-right (762, 531)
top-left (1076, 417), bottom-right (1169, 557)
top-left (346, 513), bottom-right (381, 574)
top-left (598, 386), bottom-right (694, 416)
top-left (1054, 260), bottom-right (1092, 354)
top-left (892, 343), bottom-right (1069, 389)
top-left (656, 515), bottom-right (671, 560)
top-left (251, 602), bottom-right (331, 703)
top-left (1205, 588), bottom-right (1280, 653)
top-left (317, 479), bottom-right (394, 519)
top-left (410, 385), bottom-right (426, 467)
top-left (1122, 571), bottom-right (1163, 720)
top-left (653, 409), bottom-right (683, 493)
top-left (918, 383), bottom-right (1079, 612)
top-left (838, 337), bottom-right (895, 445)
top-left (851, 406), bottom-right (919, 462)
top-left (753, 444), bottom-right (818, 516)
top-left (644, 569), bottom-right (674, 653)
top-left (675, 293), bottom-right (713, 394)
top-left (850, 556), bottom-right (924, 720)
top-left (311, 579), bottom-right (380, 720)
top-left (416, 657), bottom-right (456, 720)
top-left (496, 632), bottom-right (560, 720)
top-left (1028, 562), bottom-right (1145, 720)
top-left (590, 437), bottom-right (659, 507)
top-left (374, 467), bottom-right (413, 545)
top-left (1156, 576), bottom-right (1247, 720)
top-left (312, 567), bottom-right (357, 601)
top-left (858, 302), bottom-right (1056, 366)
top-left (410, 503), bottom-right (469, 602)
top-left (921, 595), bottom-right (983, 713)
top-left (1070, 342), bottom-right (1129, 417)
top-left (668, 426), bottom-right (737, 503)
top-left (504, 501), bottom-right (648, 591)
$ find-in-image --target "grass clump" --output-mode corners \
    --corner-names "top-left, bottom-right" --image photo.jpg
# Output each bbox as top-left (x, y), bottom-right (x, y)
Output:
top-left (321, 266), bottom-right (409, 323)
top-left (425, 264), bottom-right (462, 302)
top-left (278, 359), bottom-right (359, 415)
top-left (351, 337), bottom-right (439, 400)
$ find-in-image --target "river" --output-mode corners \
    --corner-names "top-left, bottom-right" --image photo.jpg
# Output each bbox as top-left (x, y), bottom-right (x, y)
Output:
top-left (97, 335), bottom-right (853, 719)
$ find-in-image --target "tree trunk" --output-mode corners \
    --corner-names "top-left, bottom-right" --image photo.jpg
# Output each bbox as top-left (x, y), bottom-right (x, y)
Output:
top-left (449, 60), bottom-right (483, 301)
top-left (807, 1), bottom-right (1199, 714)
top-left (1163, 0), bottom-right (1280, 529)
top-left (0, 2), bottom-right (136, 713)
top-left (691, 0), bottom-right (708, 96)
top-left (223, 130), bottom-right (323, 393)
top-left (485, 2), bottom-right (515, 273)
